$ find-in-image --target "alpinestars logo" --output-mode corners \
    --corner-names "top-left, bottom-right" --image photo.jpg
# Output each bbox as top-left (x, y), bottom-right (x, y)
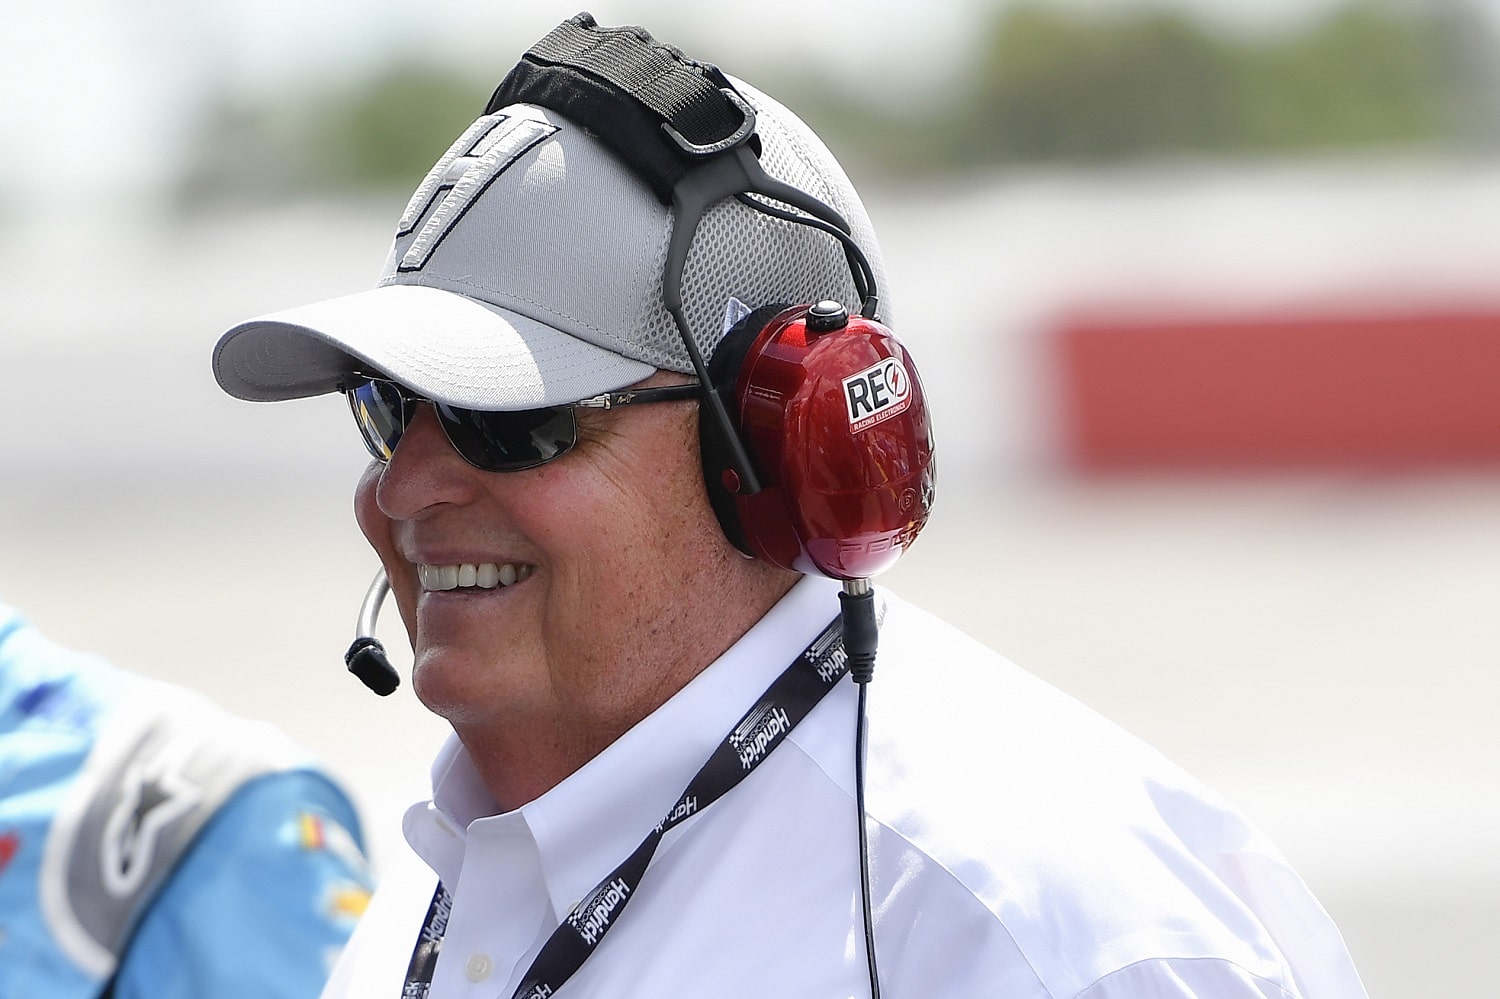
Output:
top-left (843, 357), bottom-right (913, 433)
top-left (730, 702), bottom-right (792, 770)
top-left (100, 758), bottom-right (201, 897)
top-left (395, 113), bottom-right (557, 272)
top-left (567, 877), bottom-right (632, 946)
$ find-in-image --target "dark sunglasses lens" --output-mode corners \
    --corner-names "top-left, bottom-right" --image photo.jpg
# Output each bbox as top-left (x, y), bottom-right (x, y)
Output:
top-left (436, 404), bottom-right (578, 472)
top-left (347, 380), bottom-right (410, 461)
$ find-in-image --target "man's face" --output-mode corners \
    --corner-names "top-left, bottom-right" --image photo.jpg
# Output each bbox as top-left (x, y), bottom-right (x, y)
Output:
top-left (354, 374), bottom-right (791, 779)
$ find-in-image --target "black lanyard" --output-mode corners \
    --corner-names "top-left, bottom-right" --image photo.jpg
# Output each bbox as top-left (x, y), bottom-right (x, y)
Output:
top-left (401, 614), bottom-right (850, 998)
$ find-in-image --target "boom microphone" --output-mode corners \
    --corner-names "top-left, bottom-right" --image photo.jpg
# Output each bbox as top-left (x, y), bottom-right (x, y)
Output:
top-left (345, 569), bottom-right (400, 695)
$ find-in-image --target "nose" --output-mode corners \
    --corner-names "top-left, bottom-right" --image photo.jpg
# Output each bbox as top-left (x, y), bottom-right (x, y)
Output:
top-left (373, 404), bottom-right (481, 520)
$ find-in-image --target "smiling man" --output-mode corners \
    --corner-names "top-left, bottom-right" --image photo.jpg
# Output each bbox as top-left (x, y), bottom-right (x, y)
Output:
top-left (211, 14), bottom-right (1367, 999)
top-left (354, 370), bottom-right (789, 809)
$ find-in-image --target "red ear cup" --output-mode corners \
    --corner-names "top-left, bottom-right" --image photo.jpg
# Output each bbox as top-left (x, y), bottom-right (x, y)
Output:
top-left (710, 302), bottom-right (937, 579)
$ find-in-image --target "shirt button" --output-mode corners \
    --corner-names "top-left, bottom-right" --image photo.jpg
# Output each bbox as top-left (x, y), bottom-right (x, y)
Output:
top-left (466, 953), bottom-right (493, 982)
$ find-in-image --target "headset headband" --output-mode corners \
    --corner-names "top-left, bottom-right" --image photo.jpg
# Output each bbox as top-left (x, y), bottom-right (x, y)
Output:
top-left (487, 11), bottom-right (759, 203)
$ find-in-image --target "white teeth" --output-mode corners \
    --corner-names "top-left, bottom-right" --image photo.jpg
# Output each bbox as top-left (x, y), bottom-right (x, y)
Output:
top-left (418, 562), bottom-right (532, 592)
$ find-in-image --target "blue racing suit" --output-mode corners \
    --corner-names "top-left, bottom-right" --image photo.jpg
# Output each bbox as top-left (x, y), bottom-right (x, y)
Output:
top-left (0, 601), bottom-right (373, 998)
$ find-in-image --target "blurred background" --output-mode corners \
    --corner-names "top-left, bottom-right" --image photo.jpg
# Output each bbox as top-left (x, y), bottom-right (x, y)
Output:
top-left (4, 0), bottom-right (1499, 993)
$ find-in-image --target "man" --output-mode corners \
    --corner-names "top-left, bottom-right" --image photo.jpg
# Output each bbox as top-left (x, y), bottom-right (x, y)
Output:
top-left (211, 14), bottom-right (1366, 998)
top-left (0, 599), bottom-right (372, 998)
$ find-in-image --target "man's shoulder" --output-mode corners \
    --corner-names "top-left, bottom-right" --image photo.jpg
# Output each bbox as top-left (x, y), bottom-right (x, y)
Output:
top-left (864, 598), bottom-right (1241, 914)
top-left (870, 589), bottom-right (1160, 767)
top-left (858, 593), bottom-right (1358, 998)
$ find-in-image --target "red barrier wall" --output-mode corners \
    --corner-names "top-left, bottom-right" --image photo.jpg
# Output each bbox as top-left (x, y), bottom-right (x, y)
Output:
top-left (1054, 309), bottom-right (1500, 471)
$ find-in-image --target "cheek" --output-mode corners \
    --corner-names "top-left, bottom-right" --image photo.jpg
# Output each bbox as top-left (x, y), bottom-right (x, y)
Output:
top-left (534, 435), bottom-right (711, 553)
top-left (353, 462), bottom-right (418, 638)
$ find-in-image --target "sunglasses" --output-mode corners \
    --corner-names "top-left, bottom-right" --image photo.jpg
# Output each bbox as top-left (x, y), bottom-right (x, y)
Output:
top-left (342, 375), bottom-right (702, 473)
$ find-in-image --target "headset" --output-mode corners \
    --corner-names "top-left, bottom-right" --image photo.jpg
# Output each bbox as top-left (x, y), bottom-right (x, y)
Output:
top-left (344, 13), bottom-right (936, 997)
top-left (488, 14), bottom-right (937, 585)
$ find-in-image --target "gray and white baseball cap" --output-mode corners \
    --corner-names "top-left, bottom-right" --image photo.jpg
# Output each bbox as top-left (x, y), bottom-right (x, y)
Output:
top-left (211, 80), bottom-right (889, 411)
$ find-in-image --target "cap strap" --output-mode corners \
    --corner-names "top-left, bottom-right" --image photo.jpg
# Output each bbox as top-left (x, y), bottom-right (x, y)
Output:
top-left (485, 12), bottom-right (759, 203)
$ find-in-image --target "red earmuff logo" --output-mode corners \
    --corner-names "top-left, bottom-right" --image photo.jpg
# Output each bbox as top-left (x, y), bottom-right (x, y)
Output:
top-left (843, 357), bottom-right (912, 433)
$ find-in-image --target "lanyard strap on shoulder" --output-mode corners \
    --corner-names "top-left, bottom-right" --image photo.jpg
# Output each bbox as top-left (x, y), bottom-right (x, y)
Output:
top-left (402, 614), bottom-right (850, 999)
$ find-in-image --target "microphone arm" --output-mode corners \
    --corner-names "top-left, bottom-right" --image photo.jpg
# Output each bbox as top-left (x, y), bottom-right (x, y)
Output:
top-left (344, 569), bottom-right (400, 696)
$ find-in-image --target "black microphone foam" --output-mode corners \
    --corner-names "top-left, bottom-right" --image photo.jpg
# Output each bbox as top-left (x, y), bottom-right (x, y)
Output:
top-left (345, 635), bottom-right (399, 696)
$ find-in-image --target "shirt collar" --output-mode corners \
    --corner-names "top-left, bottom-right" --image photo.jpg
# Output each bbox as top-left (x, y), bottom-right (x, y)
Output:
top-left (411, 574), bottom-right (844, 920)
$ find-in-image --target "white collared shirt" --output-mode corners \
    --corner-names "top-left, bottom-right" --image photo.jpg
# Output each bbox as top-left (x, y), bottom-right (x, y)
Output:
top-left (324, 575), bottom-right (1366, 998)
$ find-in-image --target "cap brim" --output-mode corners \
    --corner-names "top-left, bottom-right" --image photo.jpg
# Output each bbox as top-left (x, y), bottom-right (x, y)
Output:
top-left (212, 284), bottom-right (655, 410)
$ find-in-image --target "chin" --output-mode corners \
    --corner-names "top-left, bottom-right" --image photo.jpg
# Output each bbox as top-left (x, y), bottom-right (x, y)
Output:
top-left (410, 650), bottom-right (492, 722)
top-left (409, 645), bottom-right (545, 729)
